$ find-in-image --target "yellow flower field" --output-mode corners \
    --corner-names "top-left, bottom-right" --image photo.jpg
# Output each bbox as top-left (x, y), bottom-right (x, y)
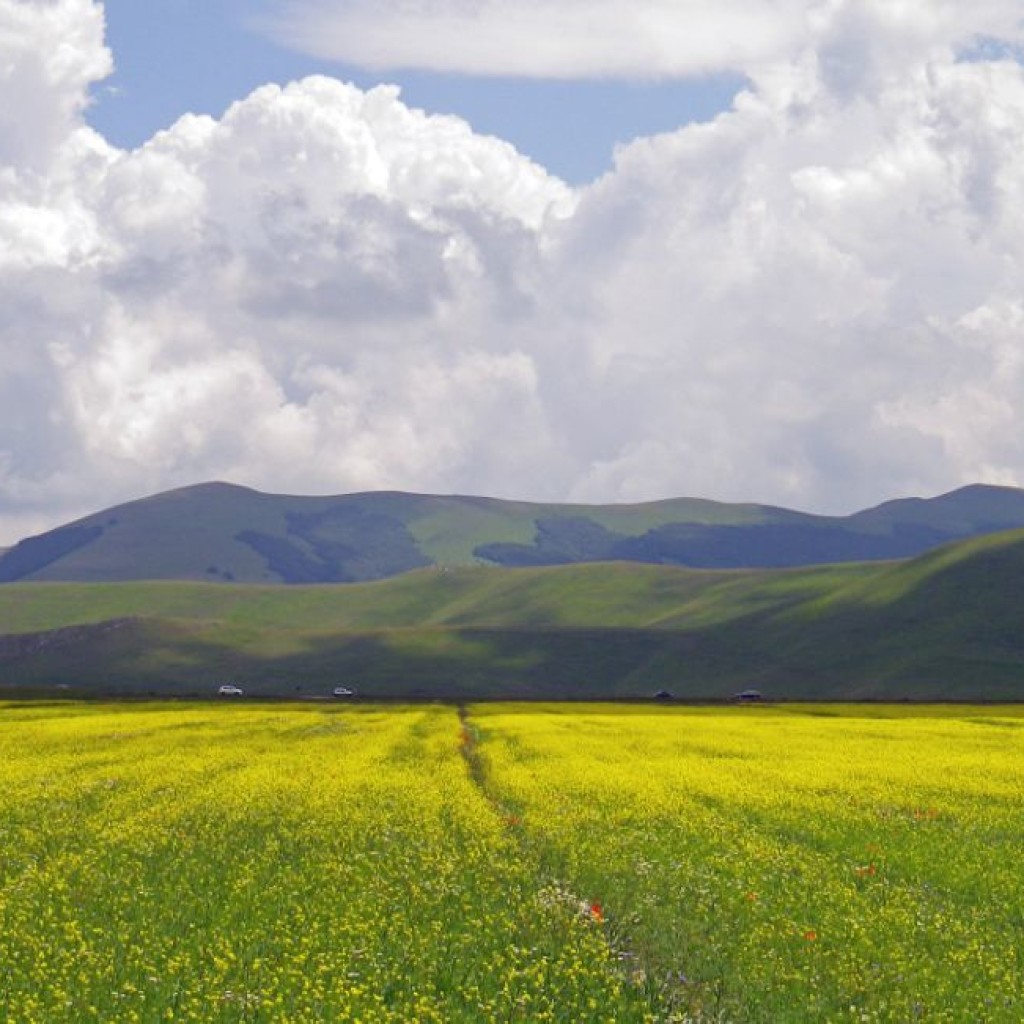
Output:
top-left (1, 701), bottom-right (1022, 1021)
top-left (474, 704), bottom-right (1024, 1021)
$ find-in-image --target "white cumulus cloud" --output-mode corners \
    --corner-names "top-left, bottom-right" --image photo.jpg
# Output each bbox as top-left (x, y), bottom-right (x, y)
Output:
top-left (0, 0), bottom-right (111, 170)
top-left (4, 0), bottom-right (1024, 543)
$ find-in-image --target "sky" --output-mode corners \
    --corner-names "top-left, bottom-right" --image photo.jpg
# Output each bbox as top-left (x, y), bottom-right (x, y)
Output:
top-left (88, 0), bottom-right (743, 185)
top-left (2, 1), bottom-right (1024, 545)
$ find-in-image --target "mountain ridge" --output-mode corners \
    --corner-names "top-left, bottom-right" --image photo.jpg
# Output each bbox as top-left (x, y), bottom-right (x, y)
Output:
top-left (3, 480), bottom-right (1024, 584)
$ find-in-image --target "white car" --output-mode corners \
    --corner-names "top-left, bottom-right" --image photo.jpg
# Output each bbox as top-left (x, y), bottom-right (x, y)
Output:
top-left (218, 684), bottom-right (244, 697)
top-left (332, 687), bottom-right (355, 698)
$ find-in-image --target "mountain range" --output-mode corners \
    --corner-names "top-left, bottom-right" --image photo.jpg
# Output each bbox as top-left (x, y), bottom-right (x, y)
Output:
top-left (5, 480), bottom-right (1024, 583)
top-left (3, 481), bottom-right (1024, 701)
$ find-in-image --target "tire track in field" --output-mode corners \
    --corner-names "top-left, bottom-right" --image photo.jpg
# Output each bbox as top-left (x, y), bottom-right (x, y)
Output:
top-left (455, 704), bottom-right (685, 1020)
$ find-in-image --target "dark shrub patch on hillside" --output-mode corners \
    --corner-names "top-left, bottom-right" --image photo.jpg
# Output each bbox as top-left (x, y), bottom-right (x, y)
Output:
top-left (236, 531), bottom-right (328, 583)
top-left (239, 507), bottom-right (430, 582)
top-left (0, 526), bottom-right (104, 582)
top-left (476, 517), bottom-right (961, 569)
top-left (476, 517), bottom-right (620, 566)
top-left (287, 506), bottom-right (430, 581)
top-left (612, 522), bottom-right (957, 568)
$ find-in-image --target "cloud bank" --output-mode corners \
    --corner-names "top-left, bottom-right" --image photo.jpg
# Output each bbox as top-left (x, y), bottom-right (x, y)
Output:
top-left (2, 0), bottom-right (1024, 541)
top-left (264, 0), bottom-right (811, 78)
top-left (266, 0), bottom-right (1024, 78)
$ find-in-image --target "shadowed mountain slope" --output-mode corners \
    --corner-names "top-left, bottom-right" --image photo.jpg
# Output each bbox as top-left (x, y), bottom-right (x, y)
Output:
top-left (2, 528), bottom-right (1024, 700)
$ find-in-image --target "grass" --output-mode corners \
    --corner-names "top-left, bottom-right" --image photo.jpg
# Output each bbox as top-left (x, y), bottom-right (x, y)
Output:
top-left (2, 530), bottom-right (1024, 699)
top-left (1, 701), bottom-right (1022, 1021)
top-left (0, 560), bottom-right (876, 636)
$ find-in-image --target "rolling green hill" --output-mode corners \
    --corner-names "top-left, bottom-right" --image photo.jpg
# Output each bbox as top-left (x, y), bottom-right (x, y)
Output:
top-left (4, 481), bottom-right (1024, 584)
top-left (2, 529), bottom-right (1023, 701)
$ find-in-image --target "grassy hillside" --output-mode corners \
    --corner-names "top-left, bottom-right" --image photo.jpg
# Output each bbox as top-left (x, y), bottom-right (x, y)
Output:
top-left (0, 560), bottom-right (875, 634)
top-left (0, 485), bottom-right (773, 584)
top-left (2, 530), bottom-right (1023, 700)
top-left (5, 481), bottom-right (1024, 584)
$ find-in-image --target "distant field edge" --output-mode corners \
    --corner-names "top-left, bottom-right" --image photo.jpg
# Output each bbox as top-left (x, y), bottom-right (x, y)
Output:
top-left (3, 693), bottom-right (1024, 712)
